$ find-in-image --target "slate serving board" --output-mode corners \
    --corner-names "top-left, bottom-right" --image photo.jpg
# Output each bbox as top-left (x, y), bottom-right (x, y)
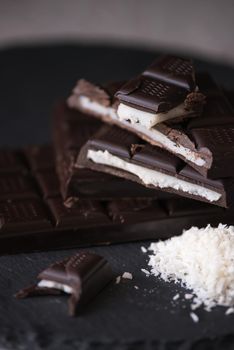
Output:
top-left (0, 44), bottom-right (234, 350)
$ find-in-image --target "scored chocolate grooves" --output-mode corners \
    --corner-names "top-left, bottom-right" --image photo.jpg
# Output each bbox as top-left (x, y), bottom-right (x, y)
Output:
top-left (0, 145), bottom-right (233, 255)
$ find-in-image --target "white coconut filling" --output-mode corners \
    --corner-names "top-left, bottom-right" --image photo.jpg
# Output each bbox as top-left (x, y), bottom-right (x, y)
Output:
top-left (78, 96), bottom-right (118, 120)
top-left (77, 96), bottom-right (205, 167)
top-left (117, 103), bottom-right (188, 129)
top-left (87, 150), bottom-right (221, 203)
top-left (129, 122), bottom-right (206, 167)
top-left (38, 280), bottom-right (73, 294)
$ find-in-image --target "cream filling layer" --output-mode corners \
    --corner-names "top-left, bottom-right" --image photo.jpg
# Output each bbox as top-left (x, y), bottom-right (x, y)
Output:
top-left (76, 96), bottom-right (205, 167)
top-left (38, 280), bottom-right (73, 294)
top-left (87, 150), bottom-right (221, 203)
top-left (117, 102), bottom-right (188, 129)
top-left (78, 96), bottom-right (117, 120)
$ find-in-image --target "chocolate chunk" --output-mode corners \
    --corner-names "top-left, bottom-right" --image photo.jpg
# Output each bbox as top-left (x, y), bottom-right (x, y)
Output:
top-left (15, 252), bottom-right (114, 316)
top-left (79, 125), bottom-right (227, 208)
top-left (115, 55), bottom-right (203, 114)
top-left (67, 73), bottom-right (234, 178)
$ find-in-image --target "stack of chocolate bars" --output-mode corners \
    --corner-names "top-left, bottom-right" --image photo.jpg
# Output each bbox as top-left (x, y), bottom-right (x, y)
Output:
top-left (1, 55), bottom-right (234, 254)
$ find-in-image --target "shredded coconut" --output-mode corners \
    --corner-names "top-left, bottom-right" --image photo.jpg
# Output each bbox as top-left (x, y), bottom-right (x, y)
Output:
top-left (115, 276), bottom-right (121, 284)
top-left (173, 293), bottom-right (180, 301)
top-left (185, 293), bottom-right (193, 300)
top-left (134, 286), bottom-right (139, 290)
top-left (122, 272), bottom-right (133, 280)
top-left (147, 224), bottom-right (234, 311)
top-left (225, 307), bottom-right (234, 315)
top-left (190, 312), bottom-right (199, 323)
top-left (141, 246), bottom-right (147, 253)
top-left (141, 268), bottom-right (150, 276)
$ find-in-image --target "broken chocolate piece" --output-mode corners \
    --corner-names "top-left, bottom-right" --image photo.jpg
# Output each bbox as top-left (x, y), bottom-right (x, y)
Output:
top-left (78, 125), bottom-right (228, 208)
top-left (115, 56), bottom-right (204, 121)
top-left (67, 74), bottom-right (234, 178)
top-left (15, 252), bottom-right (114, 316)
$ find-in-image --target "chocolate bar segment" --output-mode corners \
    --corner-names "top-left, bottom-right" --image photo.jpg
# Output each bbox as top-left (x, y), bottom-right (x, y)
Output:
top-left (53, 102), bottom-right (161, 203)
top-left (78, 125), bottom-right (227, 207)
top-left (16, 252), bottom-right (114, 316)
top-left (115, 56), bottom-right (203, 118)
top-left (0, 145), bottom-right (233, 254)
top-left (67, 73), bottom-right (234, 178)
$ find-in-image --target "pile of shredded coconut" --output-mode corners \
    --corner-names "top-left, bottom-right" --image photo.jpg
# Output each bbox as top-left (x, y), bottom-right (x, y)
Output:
top-left (147, 224), bottom-right (234, 312)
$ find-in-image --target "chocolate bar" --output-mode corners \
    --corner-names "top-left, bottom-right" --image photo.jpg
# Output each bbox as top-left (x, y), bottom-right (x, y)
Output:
top-left (78, 125), bottom-right (230, 208)
top-left (67, 74), bottom-right (234, 178)
top-left (0, 145), bottom-right (233, 254)
top-left (53, 102), bottom-right (161, 204)
top-left (115, 55), bottom-right (205, 124)
top-left (16, 252), bottom-right (113, 316)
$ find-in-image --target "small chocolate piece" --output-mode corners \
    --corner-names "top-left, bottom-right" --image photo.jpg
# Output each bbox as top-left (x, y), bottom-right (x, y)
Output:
top-left (78, 125), bottom-right (228, 208)
top-left (115, 55), bottom-right (203, 115)
top-left (67, 73), bottom-right (234, 178)
top-left (15, 252), bottom-right (114, 316)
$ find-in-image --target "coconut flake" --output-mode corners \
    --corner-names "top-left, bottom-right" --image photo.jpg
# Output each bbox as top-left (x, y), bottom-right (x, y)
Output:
top-left (141, 268), bottom-right (150, 276)
top-left (147, 224), bottom-right (234, 312)
top-left (122, 272), bottom-right (133, 280)
top-left (116, 276), bottom-right (121, 284)
top-left (173, 293), bottom-right (180, 301)
top-left (190, 312), bottom-right (199, 323)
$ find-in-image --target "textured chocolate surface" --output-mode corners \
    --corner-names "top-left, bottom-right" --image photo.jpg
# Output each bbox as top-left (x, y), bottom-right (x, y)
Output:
top-left (0, 145), bottom-right (232, 253)
top-left (79, 125), bottom-right (227, 207)
top-left (16, 252), bottom-right (113, 316)
top-left (115, 55), bottom-right (203, 114)
top-left (69, 74), bottom-right (234, 178)
top-left (53, 102), bottom-right (161, 202)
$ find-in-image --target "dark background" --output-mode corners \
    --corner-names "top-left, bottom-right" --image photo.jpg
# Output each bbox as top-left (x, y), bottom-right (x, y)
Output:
top-left (0, 44), bottom-right (234, 349)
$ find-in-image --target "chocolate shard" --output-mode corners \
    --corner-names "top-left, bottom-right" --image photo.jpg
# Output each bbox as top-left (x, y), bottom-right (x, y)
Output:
top-left (69, 79), bottom-right (111, 107)
top-left (67, 72), bottom-right (234, 179)
top-left (15, 252), bottom-right (114, 316)
top-left (78, 125), bottom-right (228, 208)
top-left (115, 55), bottom-right (204, 115)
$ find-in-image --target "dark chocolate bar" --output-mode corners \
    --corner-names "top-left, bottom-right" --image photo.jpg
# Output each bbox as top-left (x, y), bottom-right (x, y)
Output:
top-left (78, 125), bottom-right (229, 208)
top-left (16, 252), bottom-right (113, 316)
top-left (53, 102), bottom-right (162, 204)
top-left (115, 55), bottom-right (204, 117)
top-left (0, 145), bottom-right (233, 254)
top-left (67, 74), bottom-right (234, 178)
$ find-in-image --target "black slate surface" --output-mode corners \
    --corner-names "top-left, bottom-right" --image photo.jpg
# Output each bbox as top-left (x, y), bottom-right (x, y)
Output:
top-left (0, 43), bottom-right (234, 350)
